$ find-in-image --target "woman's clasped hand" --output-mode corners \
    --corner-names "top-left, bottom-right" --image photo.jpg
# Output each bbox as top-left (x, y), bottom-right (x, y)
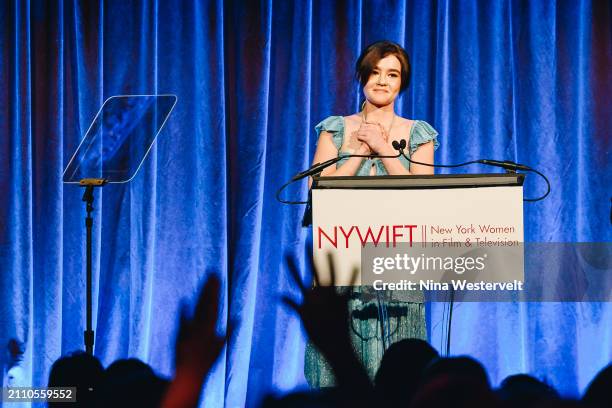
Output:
top-left (354, 122), bottom-right (392, 155)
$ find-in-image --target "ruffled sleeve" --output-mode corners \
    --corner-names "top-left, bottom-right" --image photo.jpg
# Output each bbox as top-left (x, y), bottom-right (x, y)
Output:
top-left (315, 116), bottom-right (344, 150)
top-left (409, 120), bottom-right (440, 155)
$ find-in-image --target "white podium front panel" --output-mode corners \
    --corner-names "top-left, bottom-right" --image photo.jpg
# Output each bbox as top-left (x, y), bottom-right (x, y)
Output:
top-left (312, 186), bottom-right (524, 286)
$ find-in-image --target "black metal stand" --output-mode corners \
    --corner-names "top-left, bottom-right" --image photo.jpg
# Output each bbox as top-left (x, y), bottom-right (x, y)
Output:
top-left (446, 286), bottom-right (454, 356)
top-left (80, 178), bottom-right (106, 355)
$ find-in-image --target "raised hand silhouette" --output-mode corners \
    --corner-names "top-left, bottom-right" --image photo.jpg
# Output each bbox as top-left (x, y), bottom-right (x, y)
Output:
top-left (283, 253), bottom-right (374, 407)
top-left (161, 274), bottom-right (228, 408)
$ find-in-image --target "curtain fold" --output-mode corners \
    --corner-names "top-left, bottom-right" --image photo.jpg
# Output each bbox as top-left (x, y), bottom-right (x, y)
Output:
top-left (1, 0), bottom-right (610, 406)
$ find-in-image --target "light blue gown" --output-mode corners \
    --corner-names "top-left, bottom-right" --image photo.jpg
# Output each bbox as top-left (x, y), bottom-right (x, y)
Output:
top-left (305, 115), bottom-right (440, 388)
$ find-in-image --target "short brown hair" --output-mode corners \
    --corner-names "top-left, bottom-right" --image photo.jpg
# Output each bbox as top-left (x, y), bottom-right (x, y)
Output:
top-left (355, 41), bottom-right (411, 92)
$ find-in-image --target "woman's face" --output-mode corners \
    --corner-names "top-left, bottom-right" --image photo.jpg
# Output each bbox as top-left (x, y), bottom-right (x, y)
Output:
top-left (362, 54), bottom-right (402, 107)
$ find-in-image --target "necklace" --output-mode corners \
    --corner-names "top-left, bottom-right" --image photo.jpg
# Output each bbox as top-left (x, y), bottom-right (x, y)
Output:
top-left (361, 107), bottom-right (395, 174)
top-left (362, 107), bottom-right (396, 136)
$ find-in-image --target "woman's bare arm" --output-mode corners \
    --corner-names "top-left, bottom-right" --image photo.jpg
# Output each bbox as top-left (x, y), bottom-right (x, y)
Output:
top-left (409, 141), bottom-right (435, 175)
top-left (309, 131), bottom-right (367, 187)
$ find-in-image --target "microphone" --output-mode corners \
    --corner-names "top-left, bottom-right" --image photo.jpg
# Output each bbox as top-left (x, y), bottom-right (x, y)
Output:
top-left (392, 139), bottom-right (407, 152)
top-left (290, 156), bottom-right (344, 182)
top-left (290, 148), bottom-right (405, 182)
top-left (476, 159), bottom-right (531, 172)
top-left (279, 137), bottom-right (550, 204)
top-left (393, 139), bottom-right (531, 173)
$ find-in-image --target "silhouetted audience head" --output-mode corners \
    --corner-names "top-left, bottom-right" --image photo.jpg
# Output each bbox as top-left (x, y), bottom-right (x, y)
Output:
top-left (96, 358), bottom-right (169, 408)
top-left (497, 374), bottom-right (559, 407)
top-left (261, 389), bottom-right (339, 408)
top-left (374, 338), bottom-right (439, 406)
top-left (409, 356), bottom-right (496, 408)
top-left (422, 356), bottom-right (490, 388)
top-left (582, 363), bottom-right (612, 408)
top-left (47, 351), bottom-right (103, 407)
top-left (535, 400), bottom-right (584, 408)
top-left (40, 249), bottom-right (610, 408)
top-left (410, 376), bottom-right (499, 408)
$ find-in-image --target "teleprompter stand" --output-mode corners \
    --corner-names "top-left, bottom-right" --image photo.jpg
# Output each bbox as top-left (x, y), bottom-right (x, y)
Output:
top-left (80, 178), bottom-right (106, 354)
top-left (63, 95), bottom-right (177, 354)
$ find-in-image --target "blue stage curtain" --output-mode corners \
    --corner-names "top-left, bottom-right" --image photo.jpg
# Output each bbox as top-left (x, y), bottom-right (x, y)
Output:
top-left (0, 0), bottom-right (610, 406)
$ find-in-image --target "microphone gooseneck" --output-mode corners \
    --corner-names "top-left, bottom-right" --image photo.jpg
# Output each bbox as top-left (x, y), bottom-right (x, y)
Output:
top-left (477, 159), bottom-right (531, 172)
top-left (290, 156), bottom-right (344, 182)
top-left (277, 137), bottom-right (550, 204)
top-left (277, 150), bottom-right (403, 204)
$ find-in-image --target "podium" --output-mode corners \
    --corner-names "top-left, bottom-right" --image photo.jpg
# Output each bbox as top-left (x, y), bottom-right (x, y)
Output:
top-left (311, 174), bottom-right (525, 288)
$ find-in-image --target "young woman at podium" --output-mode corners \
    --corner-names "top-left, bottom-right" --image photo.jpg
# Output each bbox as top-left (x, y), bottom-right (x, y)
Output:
top-left (305, 40), bottom-right (440, 387)
top-left (311, 40), bottom-right (439, 178)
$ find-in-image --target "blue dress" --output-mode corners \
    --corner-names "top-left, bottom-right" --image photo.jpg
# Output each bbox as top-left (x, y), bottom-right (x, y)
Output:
top-left (305, 115), bottom-right (440, 388)
top-left (314, 115), bottom-right (440, 175)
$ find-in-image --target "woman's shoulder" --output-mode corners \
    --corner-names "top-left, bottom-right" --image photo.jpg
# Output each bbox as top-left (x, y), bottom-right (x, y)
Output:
top-left (394, 116), bottom-right (415, 131)
top-left (400, 117), bottom-right (439, 153)
top-left (315, 115), bottom-right (345, 134)
top-left (315, 116), bottom-right (347, 150)
top-left (411, 120), bottom-right (438, 138)
top-left (343, 114), bottom-right (361, 125)
top-left (394, 116), bottom-right (436, 131)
